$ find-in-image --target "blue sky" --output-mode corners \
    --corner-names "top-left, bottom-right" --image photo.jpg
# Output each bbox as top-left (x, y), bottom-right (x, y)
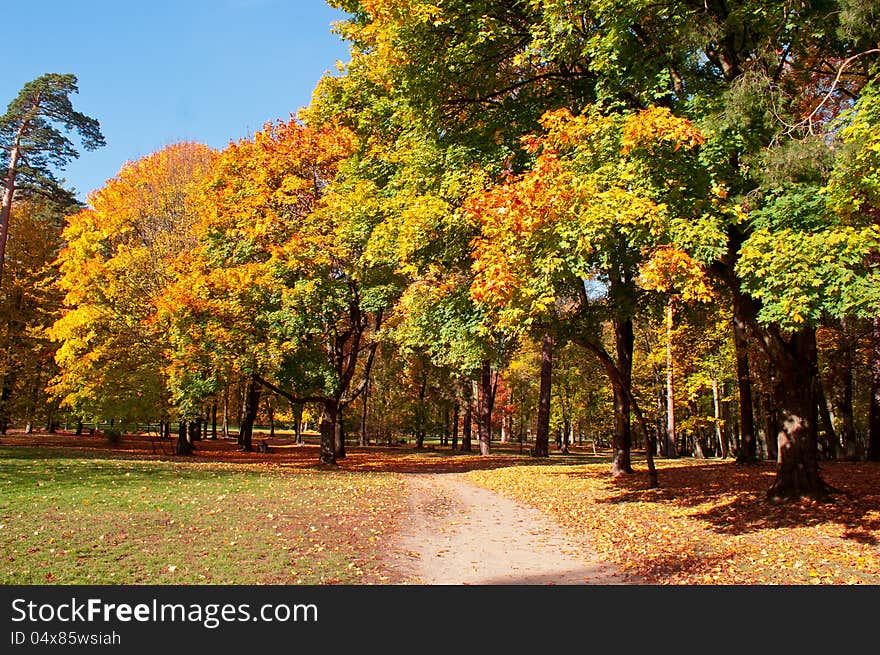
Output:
top-left (1, 0), bottom-right (351, 202)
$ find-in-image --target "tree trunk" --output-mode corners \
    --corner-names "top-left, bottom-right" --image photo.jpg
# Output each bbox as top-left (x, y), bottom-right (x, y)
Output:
top-left (451, 399), bottom-right (459, 451)
top-left (0, 133), bottom-right (24, 286)
top-left (75, 418), bottom-right (83, 436)
top-left (766, 327), bottom-right (830, 500)
top-left (837, 354), bottom-right (857, 460)
top-left (210, 401), bottom-right (217, 439)
top-left (334, 404), bottom-right (346, 458)
top-left (319, 403), bottom-right (337, 466)
top-left (712, 375), bottom-right (728, 458)
top-left (534, 332), bottom-right (552, 458)
top-left (610, 319), bottom-right (635, 476)
top-left (815, 377), bottom-right (837, 460)
top-left (222, 383), bottom-right (229, 439)
top-left (359, 374), bottom-right (369, 446)
top-left (189, 420), bottom-right (201, 446)
top-left (689, 399), bottom-right (706, 459)
top-left (266, 396), bottom-right (275, 439)
top-left (176, 421), bottom-right (193, 455)
top-left (561, 417), bottom-right (571, 454)
top-left (478, 359), bottom-right (493, 455)
top-left (293, 403), bottom-right (304, 445)
top-left (733, 294), bottom-right (758, 463)
top-left (239, 375), bottom-right (261, 452)
top-left (665, 299), bottom-right (678, 458)
top-left (759, 388), bottom-right (778, 461)
top-left (415, 369), bottom-right (428, 449)
top-left (461, 381), bottom-right (473, 452)
top-left (0, 373), bottom-right (15, 435)
top-left (869, 316), bottom-right (880, 462)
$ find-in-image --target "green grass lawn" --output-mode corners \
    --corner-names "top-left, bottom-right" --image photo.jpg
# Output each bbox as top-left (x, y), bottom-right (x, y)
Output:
top-left (0, 447), bottom-right (406, 584)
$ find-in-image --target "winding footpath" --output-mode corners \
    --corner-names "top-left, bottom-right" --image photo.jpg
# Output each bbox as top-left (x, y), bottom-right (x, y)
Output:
top-left (391, 473), bottom-right (639, 585)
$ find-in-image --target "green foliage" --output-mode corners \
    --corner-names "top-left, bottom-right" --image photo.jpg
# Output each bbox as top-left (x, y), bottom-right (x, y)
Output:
top-left (1, 73), bottom-right (105, 196)
top-left (50, 143), bottom-right (214, 422)
top-left (737, 222), bottom-right (880, 327)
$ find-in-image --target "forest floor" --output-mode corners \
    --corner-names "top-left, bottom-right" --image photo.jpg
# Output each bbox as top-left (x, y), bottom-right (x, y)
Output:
top-left (1, 430), bottom-right (879, 584)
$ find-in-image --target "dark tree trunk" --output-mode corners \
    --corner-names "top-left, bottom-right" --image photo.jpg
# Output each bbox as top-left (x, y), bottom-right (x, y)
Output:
top-left (837, 354), bottom-right (857, 460)
top-left (266, 397), bottom-right (275, 439)
top-left (293, 403), bottom-right (304, 444)
top-left (334, 403), bottom-right (346, 458)
top-left (176, 421), bottom-right (193, 455)
top-left (766, 327), bottom-right (830, 500)
top-left (451, 399), bottom-right (459, 451)
top-left (75, 418), bottom-right (83, 436)
top-left (319, 402), bottom-right (338, 466)
top-left (222, 384), bottom-right (229, 439)
top-left (733, 294), bottom-right (758, 463)
top-left (869, 316), bottom-right (880, 462)
top-left (415, 370), bottom-right (428, 449)
top-left (211, 401), bottom-right (217, 439)
top-left (239, 375), bottom-right (261, 452)
top-left (815, 377), bottom-right (837, 460)
top-left (561, 417), bottom-right (571, 454)
top-left (610, 319), bottom-right (635, 476)
top-left (759, 388), bottom-right (778, 461)
top-left (359, 375), bottom-right (369, 446)
top-left (478, 359), bottom-right (493, 455)
top-left (461, 381), bottom-right (473, 452)
top-left (688, 399), bottom-right (707, 459)
top-left (0, 374), bottom-right (14, 435)
top-left (189, 420), bottom-right (201, 446)
top-left (534, 332), bottom-right (552, 458)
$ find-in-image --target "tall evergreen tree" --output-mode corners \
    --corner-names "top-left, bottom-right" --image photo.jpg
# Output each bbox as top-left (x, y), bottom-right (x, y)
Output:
top-left (0, 73), bottom-right (105, 284)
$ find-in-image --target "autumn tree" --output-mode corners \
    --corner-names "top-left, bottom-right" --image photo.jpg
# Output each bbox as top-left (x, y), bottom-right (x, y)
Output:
top-left (1, 73), bottom-right (105, 285)
top-left (469, 106), bottom-right (713, 483)
top-left (309, 53), bottom-right (510, 455)
top-left (50, 142), bottom-right (214, 441)
top-left (826, 80), bottom-right (880, 461)
top-left (522, 0), bottom-right (880, 498)
top-left (0, 193), bottom-right (78, 432)
top-left (163, 117), bottom-right (396, 462)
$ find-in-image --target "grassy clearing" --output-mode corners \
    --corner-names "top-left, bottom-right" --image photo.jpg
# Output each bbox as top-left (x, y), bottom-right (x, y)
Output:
top-left (4, 432), bottom-right (879, 586)
top-left (0, 447), bottom-right (406, 585)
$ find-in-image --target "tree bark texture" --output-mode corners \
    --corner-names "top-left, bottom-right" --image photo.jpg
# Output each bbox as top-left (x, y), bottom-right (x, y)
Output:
top-left (478, 359), bottom-right (493, 455)
top-left (534, 332), bottom-right (552, 458)
top-left (239, 375), bottom-right (261, 452)
top-left (732, 295), bottom-right (758, 463)
top-left (766, 327), bottom-right (829, 500)
top-left (610, 319), bottom-right (635, 476)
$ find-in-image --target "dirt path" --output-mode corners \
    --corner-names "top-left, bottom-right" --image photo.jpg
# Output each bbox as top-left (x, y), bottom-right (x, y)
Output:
top-left (391, 473), bottom-right (638, 585)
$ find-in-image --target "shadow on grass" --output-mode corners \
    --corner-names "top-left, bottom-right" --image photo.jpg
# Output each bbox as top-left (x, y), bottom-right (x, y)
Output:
top-left (546, 458), bottom-right (880, 544)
